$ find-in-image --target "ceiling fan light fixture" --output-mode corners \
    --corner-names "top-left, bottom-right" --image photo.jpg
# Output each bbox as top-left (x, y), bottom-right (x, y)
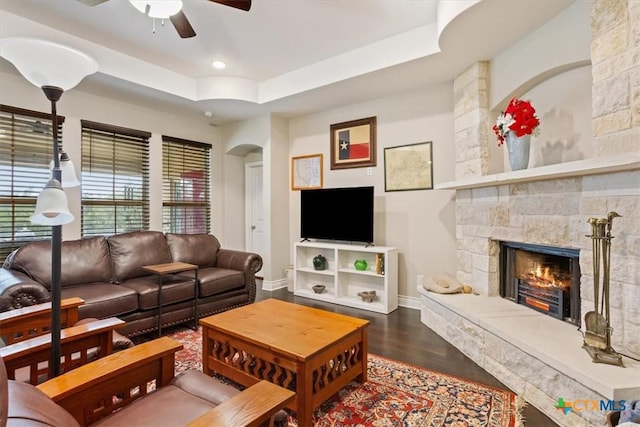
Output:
top-left (129, 0), bottom-right (183, 19)
top-left (211, 60), bottom-right (226, 69)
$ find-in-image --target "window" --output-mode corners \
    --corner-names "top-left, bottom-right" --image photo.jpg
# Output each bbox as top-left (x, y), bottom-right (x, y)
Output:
top-left (81, 120), bottom-right (150, 237)
top-left (0, 105), bottom-right (63, 262)
top-left (162, 136), bottom-right (211, 234)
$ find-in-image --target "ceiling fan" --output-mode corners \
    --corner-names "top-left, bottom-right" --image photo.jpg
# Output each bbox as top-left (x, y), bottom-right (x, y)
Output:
top-left (77, 0), bottom-right (251, 39)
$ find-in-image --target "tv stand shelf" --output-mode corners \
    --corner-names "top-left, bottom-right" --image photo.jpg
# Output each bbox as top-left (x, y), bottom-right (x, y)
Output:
top-left (294, 241), bottom-right (398, 314)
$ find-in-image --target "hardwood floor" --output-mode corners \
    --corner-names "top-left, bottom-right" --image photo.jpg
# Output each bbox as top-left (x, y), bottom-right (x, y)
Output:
top-left (257, 287), bottom-right (558, 426)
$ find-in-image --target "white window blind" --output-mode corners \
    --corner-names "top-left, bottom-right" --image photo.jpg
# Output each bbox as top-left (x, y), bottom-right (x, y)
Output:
top-left (0, 105), bottom-right (64, 262)
top-left (81, 120), bottom-right (150, 237)
top-left (162, 136), bottom-right (211, 234)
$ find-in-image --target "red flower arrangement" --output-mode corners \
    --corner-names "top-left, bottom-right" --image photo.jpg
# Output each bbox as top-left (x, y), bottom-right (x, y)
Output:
top-left (492, 97), bottom-right (540, 146)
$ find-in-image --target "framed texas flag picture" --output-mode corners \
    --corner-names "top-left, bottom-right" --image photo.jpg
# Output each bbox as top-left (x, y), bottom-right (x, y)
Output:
top-left (330, 116), bottom-right (377, 170)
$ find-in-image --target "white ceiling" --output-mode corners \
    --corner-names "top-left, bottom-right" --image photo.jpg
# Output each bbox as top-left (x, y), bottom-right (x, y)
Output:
top-left (0, 0), bottom-right (574, 125)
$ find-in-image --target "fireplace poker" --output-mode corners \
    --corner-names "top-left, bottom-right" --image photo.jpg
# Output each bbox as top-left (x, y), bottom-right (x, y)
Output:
top-left (602, 212), bottom-right (621, 351)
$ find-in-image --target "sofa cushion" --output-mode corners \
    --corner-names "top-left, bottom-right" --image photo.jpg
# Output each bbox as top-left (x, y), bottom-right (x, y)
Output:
top-left (195, 267), bottom-right (245, 298)
top-left (7, 237), bottom-right (112, 289)
top-left (107, 231), bottom-right (172, 282)
top-left (166, 233), bottom-right (219, 267)
top-left (61, 283), bottom-right (139, 319)
top-left (119, 276), bottom-right (196, 310)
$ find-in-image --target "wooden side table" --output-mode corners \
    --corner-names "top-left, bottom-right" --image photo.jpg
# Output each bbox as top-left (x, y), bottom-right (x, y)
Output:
top-left (142, 262), bottom-right (198, 337)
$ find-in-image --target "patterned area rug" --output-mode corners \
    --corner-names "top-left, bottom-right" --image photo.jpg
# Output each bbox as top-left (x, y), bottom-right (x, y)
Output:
top-left (165, 326), bottom-right (524, 426)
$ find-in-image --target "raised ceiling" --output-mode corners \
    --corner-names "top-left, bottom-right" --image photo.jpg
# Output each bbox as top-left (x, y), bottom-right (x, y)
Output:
top-left (0, 0), bottom-right (574, 125)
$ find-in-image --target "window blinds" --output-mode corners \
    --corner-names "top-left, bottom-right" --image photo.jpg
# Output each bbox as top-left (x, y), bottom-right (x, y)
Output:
top-left (81, 120), bottom-right (150, 237)
top-left (0, 105), bottom-right (64, 262)
top-left (162, 136), bottom-right (211, 234)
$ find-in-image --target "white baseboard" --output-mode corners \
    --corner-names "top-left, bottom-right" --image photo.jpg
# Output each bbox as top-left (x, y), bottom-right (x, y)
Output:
top-left (398, 295), bottom-right (420, 310)
top-left (260, 278), bottom-right (288, 291)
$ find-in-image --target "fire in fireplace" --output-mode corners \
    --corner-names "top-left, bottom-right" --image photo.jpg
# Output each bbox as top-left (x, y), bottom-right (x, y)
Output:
top-left (500, 241), bottom-right (581, 325)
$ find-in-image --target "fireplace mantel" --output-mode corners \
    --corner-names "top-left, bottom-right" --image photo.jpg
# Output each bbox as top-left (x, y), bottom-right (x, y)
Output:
top-left (435, 153), bottom-right (640, 190)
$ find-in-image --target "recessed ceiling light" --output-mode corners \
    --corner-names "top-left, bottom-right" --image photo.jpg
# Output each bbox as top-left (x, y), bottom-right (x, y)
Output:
top-left (211, 60), bottom-right (226, 69)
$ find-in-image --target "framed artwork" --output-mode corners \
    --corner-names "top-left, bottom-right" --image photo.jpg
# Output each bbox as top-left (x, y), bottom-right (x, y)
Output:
top-left (384, 141), bottom-right (433, 192)
top-left (291, 153), bottom-right (323, 190)
top-left (330, 116), bottom-right (376, 170)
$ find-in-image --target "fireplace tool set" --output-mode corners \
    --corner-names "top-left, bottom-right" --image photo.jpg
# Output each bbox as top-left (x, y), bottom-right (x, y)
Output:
top-left (583, 211), bottom-right (624, 367)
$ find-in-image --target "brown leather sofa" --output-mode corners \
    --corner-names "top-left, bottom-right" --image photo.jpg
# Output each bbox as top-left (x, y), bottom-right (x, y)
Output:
top-left (0, 231), bottom-right (262, 337)
top-left (1, 337), bottom-right (294, 427)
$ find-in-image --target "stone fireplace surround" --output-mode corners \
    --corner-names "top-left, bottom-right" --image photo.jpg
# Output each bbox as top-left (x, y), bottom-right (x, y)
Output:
top-left (419, 157), bottom-right (640, 427)
top-left (417, 2), bottom-right (640, 423)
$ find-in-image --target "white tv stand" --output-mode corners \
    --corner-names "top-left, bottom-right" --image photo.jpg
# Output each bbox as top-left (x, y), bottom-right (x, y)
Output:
top-left (293, 241), bottom-right (398, 314)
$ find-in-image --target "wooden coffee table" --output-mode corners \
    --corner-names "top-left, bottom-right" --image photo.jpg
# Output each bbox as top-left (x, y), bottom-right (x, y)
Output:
top-left (200, 299), bottom-right (369, 427)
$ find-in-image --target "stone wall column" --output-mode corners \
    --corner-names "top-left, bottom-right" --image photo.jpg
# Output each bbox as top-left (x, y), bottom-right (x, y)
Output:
top-left (591, 0), bottom-right (640, 156)
top-left (453, 62), bottom-right (491, 180)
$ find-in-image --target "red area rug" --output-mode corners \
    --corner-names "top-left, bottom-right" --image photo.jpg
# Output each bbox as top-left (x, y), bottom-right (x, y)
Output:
top-left (166, 326), bottom-right (524, 426)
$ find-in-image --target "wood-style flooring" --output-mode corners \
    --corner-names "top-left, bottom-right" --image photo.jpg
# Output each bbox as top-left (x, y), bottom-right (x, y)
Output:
top-left (257, 287), bottom-right (558, 426)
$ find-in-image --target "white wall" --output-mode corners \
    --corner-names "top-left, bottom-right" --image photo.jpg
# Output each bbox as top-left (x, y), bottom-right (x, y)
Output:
top-left (0, 70), bottom-right (219, 241)
top-left (219, 116), bottom-right (269, 249)
top-left (288, 82), bottom-right (457, 302)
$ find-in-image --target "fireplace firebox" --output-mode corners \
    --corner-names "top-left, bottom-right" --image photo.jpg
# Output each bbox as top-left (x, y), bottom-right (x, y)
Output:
top-left (500, 241), bottom-right (581, 325)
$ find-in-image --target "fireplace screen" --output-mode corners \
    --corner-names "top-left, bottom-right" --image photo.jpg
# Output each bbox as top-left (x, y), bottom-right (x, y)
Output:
top-left (500, 242), bottom-right (581, 325)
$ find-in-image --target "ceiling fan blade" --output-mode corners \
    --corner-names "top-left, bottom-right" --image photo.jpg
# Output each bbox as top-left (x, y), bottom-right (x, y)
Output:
top-left (170, 10), bottom-right (196, 39)
top-left (209, 0), bottom-right (251, 12)
top-left (76, 0), bottom-right (109, 6)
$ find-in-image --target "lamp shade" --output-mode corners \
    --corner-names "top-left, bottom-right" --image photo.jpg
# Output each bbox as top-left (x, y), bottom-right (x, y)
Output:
top-left (0, 37), bottom-right (98, 90)
top-left (31, 179), bottom-right (75, 226)
top-left (49, 152), bottom-right (81, 188)
top-left (129, 1), bottom-right (183, 18)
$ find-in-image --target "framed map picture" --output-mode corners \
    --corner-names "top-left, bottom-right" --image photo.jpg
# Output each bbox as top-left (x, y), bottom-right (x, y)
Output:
top-left (384, 141), bottom-right (433, 192)
top-left (330, 117), bottom-right (376, 170)
top-left (291, 153), bottom-right (323, 190)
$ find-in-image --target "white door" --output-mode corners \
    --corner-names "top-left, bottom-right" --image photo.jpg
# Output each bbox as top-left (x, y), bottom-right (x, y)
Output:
top-left (245, 162), bottom-right (264, 260)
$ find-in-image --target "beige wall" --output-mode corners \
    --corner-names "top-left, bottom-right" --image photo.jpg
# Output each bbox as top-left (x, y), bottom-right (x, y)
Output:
top-left (0, 71), bottom-right (220, 243)
top-left (288, 83), bottom-right (457, 303)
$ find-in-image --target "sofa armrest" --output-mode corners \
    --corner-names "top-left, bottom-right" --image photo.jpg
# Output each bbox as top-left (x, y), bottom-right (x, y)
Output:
top-left (187, 380), bottom-right (295, 427)
top-left (215, 249), bottom-right (262, 301)
top-left (1, 317), bottom-right (125, 384)
top-left (0, 268), bottom-right (50, 311)
top-left (0, 297), bottom-right (84, 344)
top-left (37, 336), bottom-right (182, 426)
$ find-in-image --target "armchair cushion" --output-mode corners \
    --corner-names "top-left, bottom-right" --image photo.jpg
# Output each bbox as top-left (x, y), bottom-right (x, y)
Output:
top-left (108, 231), bottom-right (172, 282)
top-left (7, 379), bottom-right (80, 426)
top-left (166, 233), bottom-right (219, 267)
top-left (92, 370), bottom-right (243, 427)
top-left (171, 370), bottom-right (240, 406)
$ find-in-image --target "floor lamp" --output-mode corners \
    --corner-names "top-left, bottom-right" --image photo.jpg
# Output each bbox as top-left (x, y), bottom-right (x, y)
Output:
top-left (0, 37), bottom-right (97, 377)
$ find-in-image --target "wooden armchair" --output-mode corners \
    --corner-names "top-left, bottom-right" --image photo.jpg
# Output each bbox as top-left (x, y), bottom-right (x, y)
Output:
top-left (0, 297), bottom-right (132, 384)
top-left (4, 337), bottom-right (295, 427)
top-left (0, 297), bottom-right (84, 344)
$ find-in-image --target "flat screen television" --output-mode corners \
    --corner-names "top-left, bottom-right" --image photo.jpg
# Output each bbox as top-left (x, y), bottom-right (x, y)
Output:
top-left (300, 186), bottom-right (374, 244)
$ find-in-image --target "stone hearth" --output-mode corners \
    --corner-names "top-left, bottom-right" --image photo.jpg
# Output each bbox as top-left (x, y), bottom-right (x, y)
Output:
top-left (419, 289), bottom-right (640, 427)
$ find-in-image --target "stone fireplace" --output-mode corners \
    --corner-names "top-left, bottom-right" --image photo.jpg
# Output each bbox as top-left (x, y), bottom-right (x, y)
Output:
top-left (499, 241), bottom-right (581, 325)
top-left (418, 1), bottom-right (639, 426)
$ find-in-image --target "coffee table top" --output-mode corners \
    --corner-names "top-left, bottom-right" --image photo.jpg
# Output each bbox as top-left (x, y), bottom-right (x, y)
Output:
top-left (200, 299), bottom-right (369, 360)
